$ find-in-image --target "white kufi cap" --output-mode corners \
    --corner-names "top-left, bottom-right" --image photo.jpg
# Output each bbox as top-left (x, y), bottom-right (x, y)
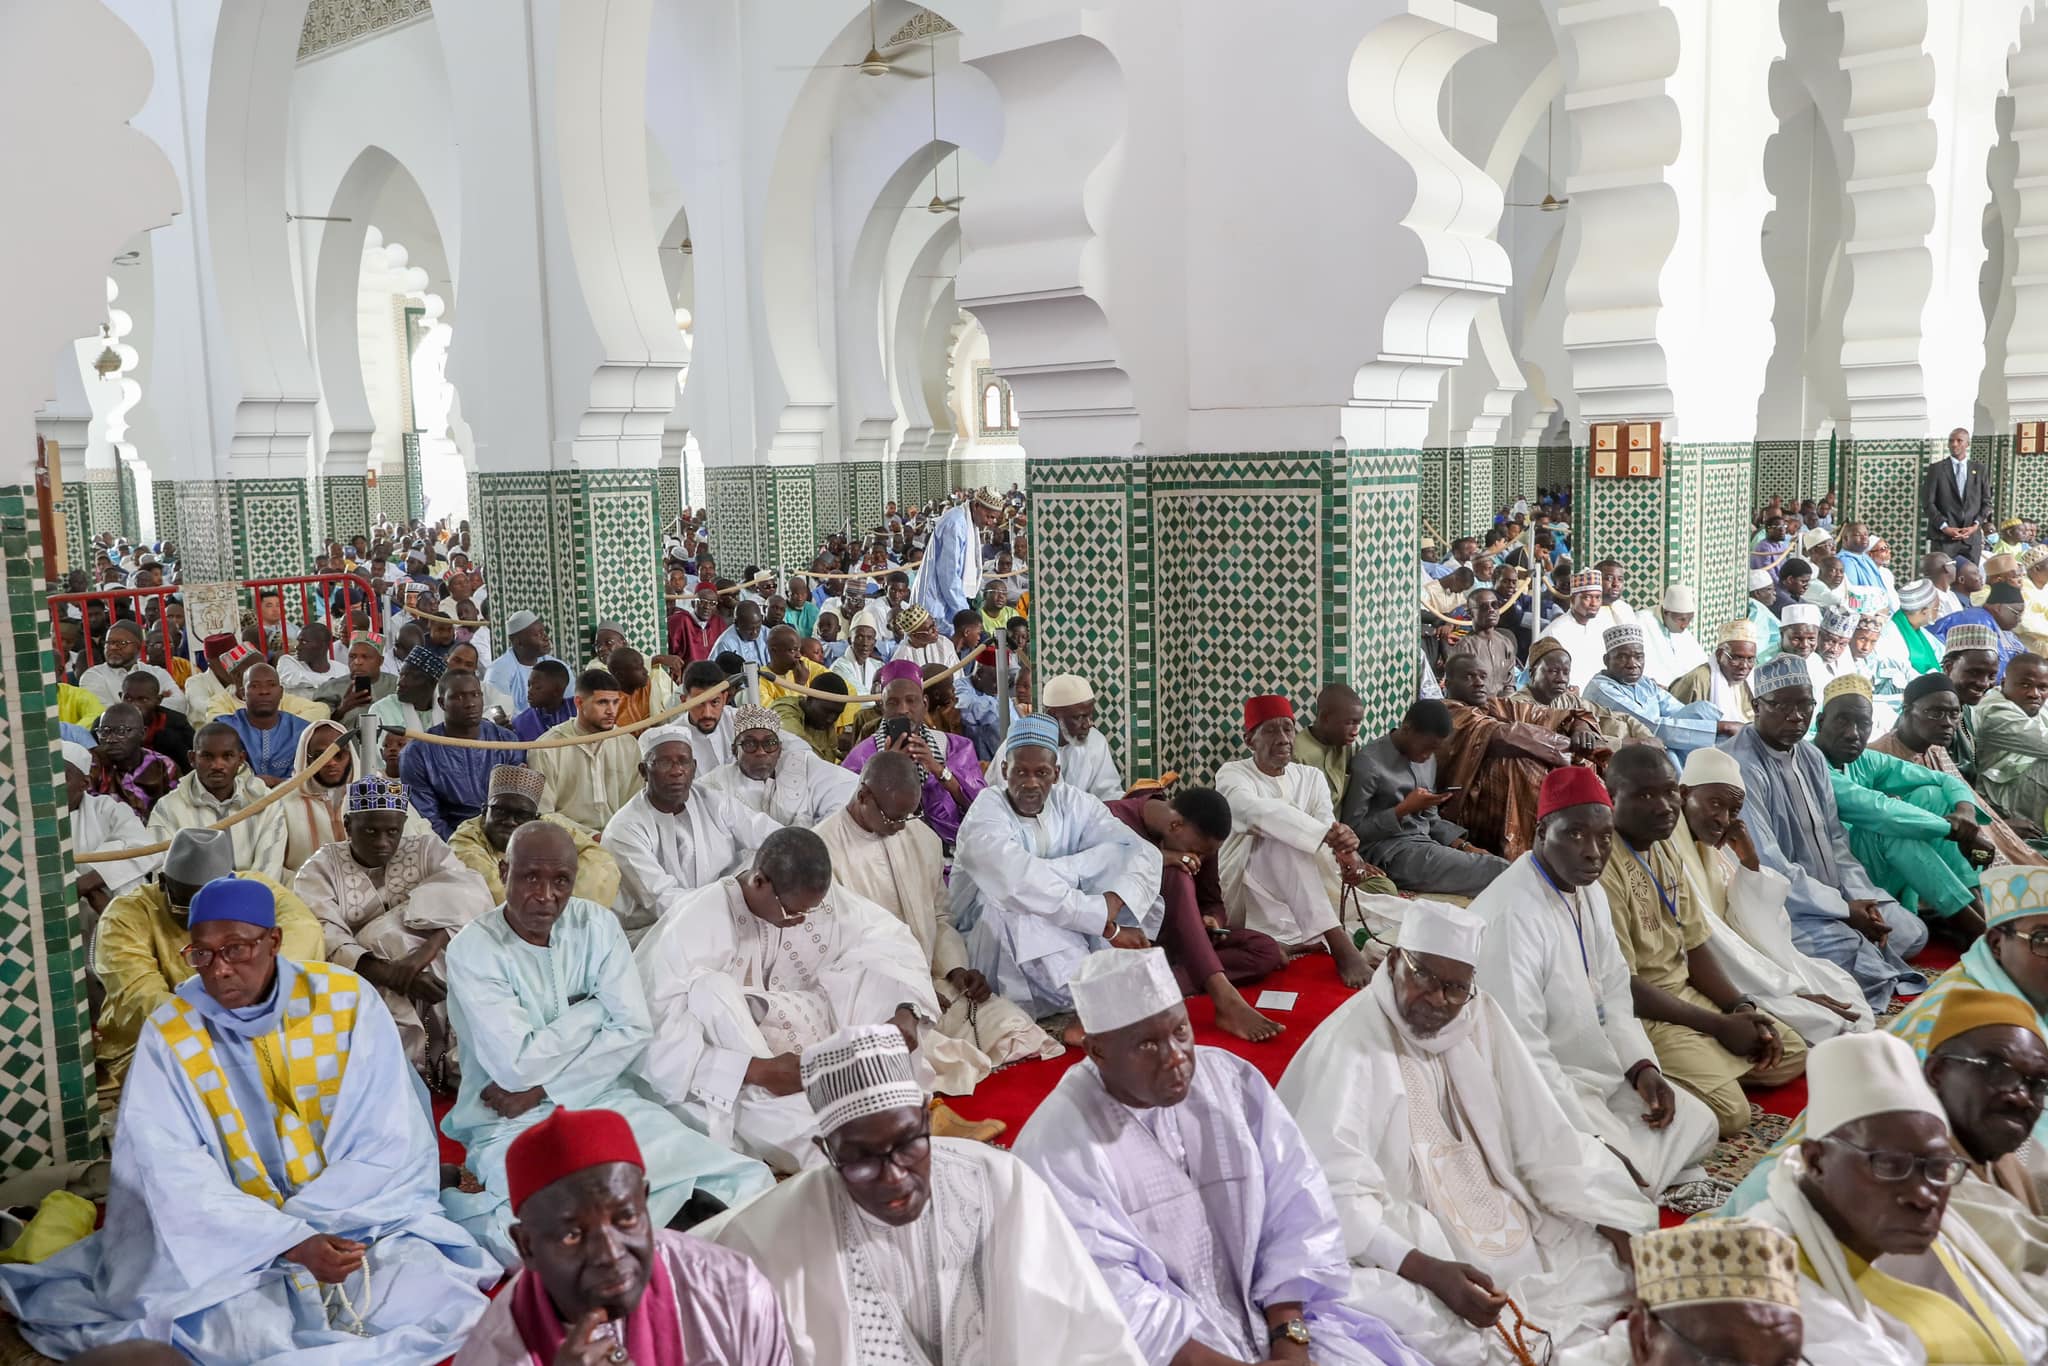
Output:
top-left (1070, 948), bottom-right (1182, 1034)
top-left (1680, 747), bottom-right (1744, 791)
top-left (1398, 903), bottom-right (1486, 967)
top-left (637, 723), bottom-right (696, 759)
top-left (1805, 1032), bottom-right (1945, 1139)
top-left (1780, 604), bottom-right (1821, 627)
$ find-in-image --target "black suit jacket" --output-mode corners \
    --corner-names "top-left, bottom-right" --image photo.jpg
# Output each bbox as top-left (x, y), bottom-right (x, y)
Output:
top-left (1923, 457), bottom-right (1992, 559)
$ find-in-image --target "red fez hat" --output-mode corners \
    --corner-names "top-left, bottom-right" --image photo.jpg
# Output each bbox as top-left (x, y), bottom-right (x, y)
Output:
top-left (505, 1107), bottom-right (644, 1215)
top-left (1536, 766), bottom-right (1611, 822)
top-left (973, 644), bottom-right (998, 666)
top-left (202, 632), bottom-right (237, 658)
top-left (1244, 695), bottom-right (1294, 733)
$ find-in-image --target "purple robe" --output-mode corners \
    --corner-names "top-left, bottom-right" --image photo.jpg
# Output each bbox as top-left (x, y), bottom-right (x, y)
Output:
top-left (1013, 1047), bottom-right (1428, 1366)
top-left (842, 729), bottom-right (986, 843)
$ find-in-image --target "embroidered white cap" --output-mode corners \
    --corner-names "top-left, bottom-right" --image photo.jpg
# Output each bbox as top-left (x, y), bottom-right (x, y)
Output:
top-left (1070, 948), bottom-right (1182, 1035)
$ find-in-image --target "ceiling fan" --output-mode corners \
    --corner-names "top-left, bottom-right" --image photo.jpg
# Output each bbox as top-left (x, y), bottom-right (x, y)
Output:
top-left (1504, 106), bottom-right (1571, 213)
top-left (784, 0), bottom-right (929, 79)
top-left (900, 48), bottom-right (963, 213)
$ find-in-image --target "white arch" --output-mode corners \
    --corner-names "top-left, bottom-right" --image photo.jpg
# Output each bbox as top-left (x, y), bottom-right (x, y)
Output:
top-left (2005, 4), bottom-right (2048, 419)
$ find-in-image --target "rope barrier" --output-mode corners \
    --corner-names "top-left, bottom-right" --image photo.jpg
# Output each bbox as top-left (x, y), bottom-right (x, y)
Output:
top-left (759, 648), bottom-right (979, 706)
top-left (74, 739), bottom-right (349, 864)
top-left (387, 679), bottom-right (737, 752)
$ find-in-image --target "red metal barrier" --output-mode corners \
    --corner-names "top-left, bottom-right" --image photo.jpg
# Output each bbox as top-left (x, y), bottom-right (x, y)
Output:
top-left (48, 586), bottom-right (181, 670)
top-left (50, 575), bottom-right (384, 678)
top-left (245, 574), bottom-right (385, 642)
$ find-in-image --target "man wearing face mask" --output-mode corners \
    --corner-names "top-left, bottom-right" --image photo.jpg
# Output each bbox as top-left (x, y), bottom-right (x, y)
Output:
top-left (1280, 904), bottom-right (1656, 1365)
top-left (706, 1023), bottom-right (1143, 1365)
top-left (291, 775), bottom-right (494, 1078)
top-left (1017, 949), bottom-right (1430, 1366)
top-left (453, 1106), bottom-right (791, 1365)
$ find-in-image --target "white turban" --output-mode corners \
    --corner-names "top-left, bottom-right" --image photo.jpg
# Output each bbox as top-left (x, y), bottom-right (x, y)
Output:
top-left (1397, 903), bottom-right (1485, 966)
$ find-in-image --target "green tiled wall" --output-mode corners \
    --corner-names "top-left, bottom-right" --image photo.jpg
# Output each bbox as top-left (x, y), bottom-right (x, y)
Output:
top-left (474, 468), bottom-right (664, 659)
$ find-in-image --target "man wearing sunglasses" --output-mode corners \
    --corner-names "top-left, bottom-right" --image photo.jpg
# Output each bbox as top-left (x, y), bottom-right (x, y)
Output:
top-left (708, 1023), bottom-right (1142, 1364)
top-left (1746, 1030), bottom-right (2048, 1363)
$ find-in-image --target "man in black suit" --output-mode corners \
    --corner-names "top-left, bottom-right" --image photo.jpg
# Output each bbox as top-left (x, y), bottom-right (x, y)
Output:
top-left (1923, 424), bottom-right (1992, 561)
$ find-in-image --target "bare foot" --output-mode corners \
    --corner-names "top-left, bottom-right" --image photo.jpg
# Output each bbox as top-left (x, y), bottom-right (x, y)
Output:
top-left (1328, 929), bottom-right (1374, 989)
top-left (1059, 1017), bottom-right (1088, 1048)
top-left (1210, 983), bottom-right (1283, 1042)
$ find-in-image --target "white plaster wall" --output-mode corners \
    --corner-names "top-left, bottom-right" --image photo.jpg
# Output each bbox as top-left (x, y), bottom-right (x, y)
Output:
top-left (1923, 0), bottom-right (2032, 432)
top-left (1661, 1), bottom-right (1782, 442)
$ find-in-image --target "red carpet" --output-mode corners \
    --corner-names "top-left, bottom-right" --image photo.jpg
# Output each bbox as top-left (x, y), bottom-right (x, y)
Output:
top-left (942, 952), bottom-right (1368, 1137)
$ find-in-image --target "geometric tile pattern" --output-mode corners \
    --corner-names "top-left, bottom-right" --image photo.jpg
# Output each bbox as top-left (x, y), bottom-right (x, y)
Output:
top-left (473, 471), bottom-right (564, 636)
top-left (1348, 448), bottom-right (1422, 736)
top-left (952, 456), bottom-right (1027, 498)
top-left (764, 465), bottom-right (817, 574)
top-left (1151, 467), bottom-right (1324, 783)
top-left (1573, 445), bottom-right (1667, 595)
top-left (151, 478), bottom-right (179, 548)
top-left (813, 462), bottom-right (848, 538)
top-left (656, 464), bottom-right (682, 532)
top-left (85, 471), bottom-right (121, 546)
top-left (1666, 442), bottom-right (1755, 631)
top-left (1027, 449), bottom-right (1420, 785)
top-left (321, 474), bottom-right (370, 544)
top-left (0, 484), bottom-right (99, 1171)
top-left (173, 480), bottom-right (234, 583)
top-left (705, 466), bottom-right (762, 568)
top-left (118, 463), bottom-right (139, 545)
top-left (1418, 446), bottom-right (1448, 541)
top-left (1839, 437), bottom-right (1930, 560)
top-left (1990, 433), bottom-right (2048, 526)
top-left (378, 458), bottom-right (409, 524)
top-left (1751, 439), bottom-right (1827, 505)
top-left (58, 483), bottom-right (87, 576)
top-left (1027, 455), bottom-right (1151, 778)
top-left (849, 460), bottom-right (885, 531)
top-left (1537, 442), bottom-right (1573, 496)
top-left (567, 469), bottom-right (663, 658)
top-left (402, 433), bottom-right (425, 524)
top-left (465, 470), bottom-right (482, 560)
top-left (229, 479), bottom-right (312, 582)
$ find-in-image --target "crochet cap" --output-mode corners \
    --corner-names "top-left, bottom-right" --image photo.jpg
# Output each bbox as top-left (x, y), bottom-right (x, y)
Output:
top-left (1632, 1222), bottom-right (1801, 1312)
top-left (488, 764), bottom-right (547, 805)
top-left (1944, 624), bottom-right (2001, 658)
top-left (1070, 948), bottom-right (1181, 1034)
top-left (1984, 866), bottom-right (2048, 930)
top-left (801, 1024), bottom-right (925, 1135)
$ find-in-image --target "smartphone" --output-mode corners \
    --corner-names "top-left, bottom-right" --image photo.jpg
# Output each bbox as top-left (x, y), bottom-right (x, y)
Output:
top-left (879, 715), bottom-right (913, 744)
top-left (1437, 786), bottom-right (1463, 795)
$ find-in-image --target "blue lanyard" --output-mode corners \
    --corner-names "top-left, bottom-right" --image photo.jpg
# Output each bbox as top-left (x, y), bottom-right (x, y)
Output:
top-left (1624, 843), bottom-right (1681, 925)
top-left (1530, 855), bottom-right (1603, 1022)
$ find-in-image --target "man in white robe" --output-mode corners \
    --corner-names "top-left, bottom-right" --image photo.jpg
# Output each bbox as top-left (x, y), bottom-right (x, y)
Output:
top-left (1572, 1221), bottom-right (1808, 1366)
top-left (0, 878), bottom-right (497, 1363)
top-left (705, 1024), bottom-right (1147, 1365)
top-left (814, 748), bottom-right (1061, 1087)
top-left (1671, 747), bottom-right (1875, 1043)
top-left (1016, 949), bottom-right (1431, 1365)
top-left (1469, 766), bottom-right (1721, 1202)
top-left (64, 741), bottom-right (159, 914)
top-left (1278, 903), bottom-right (1657, 1365)
top-left (1745, 1031), bottom-right (2048, 1366)
top-left (677, 661), bottom-right (738, 774)
top-left (146, 721), bottom-right (288, 879)
top-left (529, 667), bottom-right (643, 835)
top-left (440, 822), bottom-right (773, 1266)
top-left (602, 724), bottom-right (784, 942)
top-left (292, 775), bottom-right (496, 1075)
top-left (951, 715), bottom-right (1163, 1018)
top-left (1640, 584), bottom-right (1710, 689)
top-left (1215, 694), bottom-right (1377, 987)
top-left (80, 619), bottom-right (188, 716)
top-left (634, 827), bottom-right (941, 1173)
top-left (697, 703), bottom-right (858, 828)
top-left (1537, 568), bottom-right (1614, 690)
top-left (1042, 673), bottom-right (1125, 801)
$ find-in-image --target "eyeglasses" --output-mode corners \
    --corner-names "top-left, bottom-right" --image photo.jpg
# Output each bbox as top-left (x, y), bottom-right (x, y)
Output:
top-left (1400, 950), bottom-right (1473, 1005)
top-left (2000, 924), bottom-right (2048, 959)
top-left (1825, 1136), bottom-right (1969, 1188)
top-left (1650, 1312), bottom-right (1809, 1366)
top-left (830, 1127), bottom-right (931, 1183)
top-left (1941, 1052), bottom-right (2048, 1104)
top-left (179, 937), bottom-right (270, 969)
top-left (736, 736), bottom-right (782, 754)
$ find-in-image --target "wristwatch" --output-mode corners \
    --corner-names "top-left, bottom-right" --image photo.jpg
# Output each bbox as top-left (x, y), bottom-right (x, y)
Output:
top-left (1269, 1319), bottom-right (1311, 1347)
top-left (938, 766), bottom-right (955, 785)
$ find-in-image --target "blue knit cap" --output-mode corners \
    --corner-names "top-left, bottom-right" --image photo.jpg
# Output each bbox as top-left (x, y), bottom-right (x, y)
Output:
top-left (187, 876), bottom-right (276, 929)
top-left (1005, 713), bottom-right (1061, 755)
